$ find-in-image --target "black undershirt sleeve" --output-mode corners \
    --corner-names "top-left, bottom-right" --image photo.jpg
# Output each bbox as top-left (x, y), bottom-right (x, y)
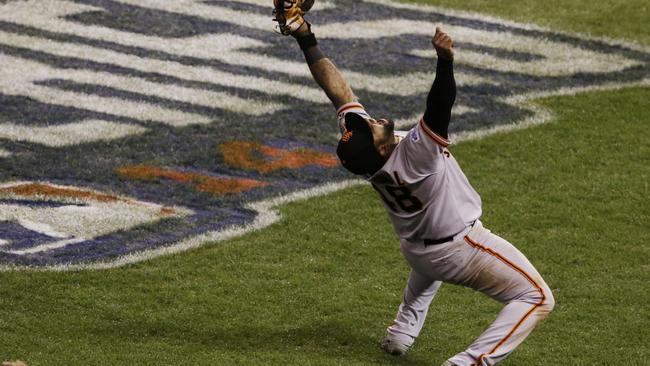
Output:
top-left (422, 59), bottom-right (456, 139)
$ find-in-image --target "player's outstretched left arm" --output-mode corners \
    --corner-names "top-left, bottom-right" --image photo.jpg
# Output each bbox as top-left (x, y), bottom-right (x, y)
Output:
top-left (273, 1), bottom-right (357, 110)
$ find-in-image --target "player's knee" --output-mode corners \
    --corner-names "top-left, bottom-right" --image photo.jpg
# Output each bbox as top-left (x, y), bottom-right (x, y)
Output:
top-left (540, 286), bottom-right (555, 314)
top-left (529, 282), bottom-right (555, 319)
top-left (519, 282), bottom-right (554, 316)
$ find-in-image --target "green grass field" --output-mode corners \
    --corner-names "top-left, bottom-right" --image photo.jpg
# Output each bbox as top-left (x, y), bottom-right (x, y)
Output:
top-left (405, 0), bottom-right (650, 46)
top-left (1, 0), bottom-right (649, 365)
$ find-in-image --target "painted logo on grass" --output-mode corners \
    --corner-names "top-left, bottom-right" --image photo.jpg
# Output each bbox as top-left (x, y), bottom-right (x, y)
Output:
top-left (0, 0), bottom-right (648, 269)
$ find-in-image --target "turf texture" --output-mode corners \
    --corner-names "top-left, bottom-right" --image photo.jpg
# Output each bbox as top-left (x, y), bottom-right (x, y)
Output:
top-left (1, 0), bottom-right (649, 365)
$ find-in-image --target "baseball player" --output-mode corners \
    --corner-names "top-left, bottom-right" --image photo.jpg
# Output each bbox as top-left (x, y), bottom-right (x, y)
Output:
top-left (272, 1), bottom-right (555, 365)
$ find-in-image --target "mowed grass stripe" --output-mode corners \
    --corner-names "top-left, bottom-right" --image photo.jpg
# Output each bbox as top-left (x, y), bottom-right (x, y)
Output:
top-left (1, 85), bottom-right (648, 365)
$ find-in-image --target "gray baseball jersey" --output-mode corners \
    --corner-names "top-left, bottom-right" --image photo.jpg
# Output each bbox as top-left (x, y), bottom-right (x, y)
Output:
top-left (336, 102), bottom-right (481, 242)
top-left (369, 115), bottom-right (482, 243)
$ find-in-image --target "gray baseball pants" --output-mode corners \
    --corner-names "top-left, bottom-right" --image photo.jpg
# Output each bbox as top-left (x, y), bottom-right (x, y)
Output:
top-left (388, 220), bottom-right (555, 366)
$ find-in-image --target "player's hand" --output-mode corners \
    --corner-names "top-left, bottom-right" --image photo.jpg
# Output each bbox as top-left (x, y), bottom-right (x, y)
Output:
top-left (432, 26), bottom-right (454, 61)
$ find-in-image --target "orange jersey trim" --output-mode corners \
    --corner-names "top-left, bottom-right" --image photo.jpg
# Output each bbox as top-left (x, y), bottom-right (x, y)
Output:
top-left (336, 102), bottom-right (365, 116)
top-left (463, 236), bottom-right (546, 366)
top-left (419, 118), bottom-right (450, 147)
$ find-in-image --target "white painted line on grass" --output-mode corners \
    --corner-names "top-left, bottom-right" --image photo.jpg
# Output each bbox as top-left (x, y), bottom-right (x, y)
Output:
top-left (113, 0), bottom-right (272, 32)
top-left (17, 219), bottom-right (69, 239)
top-left (0, 53), bottom-right (213, 126)
top-left (0, 181), bottom-right (195, 258)
top-left (0, 179), bottom-right (364, 271)
top-left (1, 0), bottom-right (489, 94)
top-left (0, 0), bottom-right (489, 103)
top-left (0, 120), bottom-right (148, 147)
top-left (317, 19), bottom-right (639, 76)
top-left (0, 1), bottom-right (266, 58)
top-left (394, 105), bottom-right (477, 130)
top-left (0, 31), bottom-right (325, 107)
top-left (344, 70), bottom-right (493, 96)
top-left (8, 238), bottom-right (87, 255)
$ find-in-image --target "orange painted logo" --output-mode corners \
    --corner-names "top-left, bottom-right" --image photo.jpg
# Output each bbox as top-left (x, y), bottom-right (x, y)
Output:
top-left (220, 141), bottom-right (339, 174)
top-left (116, 165), bottom-right (268, 196)
top-left (0, 182), bottom-right (123, 203)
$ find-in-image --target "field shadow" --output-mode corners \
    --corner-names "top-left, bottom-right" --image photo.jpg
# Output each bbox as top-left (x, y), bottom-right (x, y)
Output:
top-left (92, 317), bottom-right (433, 365)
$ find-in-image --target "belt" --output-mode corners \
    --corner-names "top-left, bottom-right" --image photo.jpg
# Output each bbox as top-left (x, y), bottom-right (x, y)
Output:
top-left (423, 221), bottom-right (477, 246)
top-left (423, 235), bottom-right (456, 246)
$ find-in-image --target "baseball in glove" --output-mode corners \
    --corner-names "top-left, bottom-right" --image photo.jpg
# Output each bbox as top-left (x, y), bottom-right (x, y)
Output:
top-left (273, 0), bottom-right (315, 35)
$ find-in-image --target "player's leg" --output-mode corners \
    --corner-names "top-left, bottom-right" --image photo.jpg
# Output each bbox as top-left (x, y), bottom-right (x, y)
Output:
top-left (445, 222), bottom-right (555, 366)
top-left (290, 22), bottom-right (357, 110)
top-left (381, 268), bottom-right (442, 356)
top-left (400, 223), bottom-right (554, 366)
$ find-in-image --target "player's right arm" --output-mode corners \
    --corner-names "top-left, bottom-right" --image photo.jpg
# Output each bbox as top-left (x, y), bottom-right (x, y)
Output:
top-left (293, 22), bottom-right (358, 111)
top-left (422, 27), bottom-right (456, 141)
top-left (309, 58), bottom-right (358, 111)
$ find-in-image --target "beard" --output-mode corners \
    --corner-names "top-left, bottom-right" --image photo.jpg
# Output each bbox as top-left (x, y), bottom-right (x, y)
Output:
top-left (384, 119), bottom-right (395, 136)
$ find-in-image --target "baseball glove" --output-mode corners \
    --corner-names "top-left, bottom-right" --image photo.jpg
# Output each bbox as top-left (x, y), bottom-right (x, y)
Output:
top-left (273, 0), bottom-right (315, 35)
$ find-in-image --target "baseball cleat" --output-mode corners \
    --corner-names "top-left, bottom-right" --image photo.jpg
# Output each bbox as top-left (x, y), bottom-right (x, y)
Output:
top-left (272, 0), bottom-right (313, 35)
top-left (380, 333), bottom-right (415, 356)
top-left (440, 361), bottom-right (459, 366)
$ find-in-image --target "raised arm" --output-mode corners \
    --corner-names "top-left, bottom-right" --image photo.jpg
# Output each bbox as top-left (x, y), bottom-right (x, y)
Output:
top-left (292, 22), bottom-right (357, 110)
top-left (422, 27), bottom-right (456, 139)
top-left (272, 0), bottom-right (356, 110)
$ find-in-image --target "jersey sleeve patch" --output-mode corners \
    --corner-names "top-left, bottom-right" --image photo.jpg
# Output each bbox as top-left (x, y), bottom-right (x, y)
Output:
top-left (409, 128), bottom-right (421, 142)
top-left (419, 118), bottom-right (450, 147)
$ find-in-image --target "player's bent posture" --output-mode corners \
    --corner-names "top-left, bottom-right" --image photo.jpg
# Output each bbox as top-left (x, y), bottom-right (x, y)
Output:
top-left (273, 1), bottom-right (555, 365)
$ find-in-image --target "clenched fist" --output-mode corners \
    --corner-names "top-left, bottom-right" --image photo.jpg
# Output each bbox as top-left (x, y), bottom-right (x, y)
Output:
top-left (432, 27), bottom-right (454, 61)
